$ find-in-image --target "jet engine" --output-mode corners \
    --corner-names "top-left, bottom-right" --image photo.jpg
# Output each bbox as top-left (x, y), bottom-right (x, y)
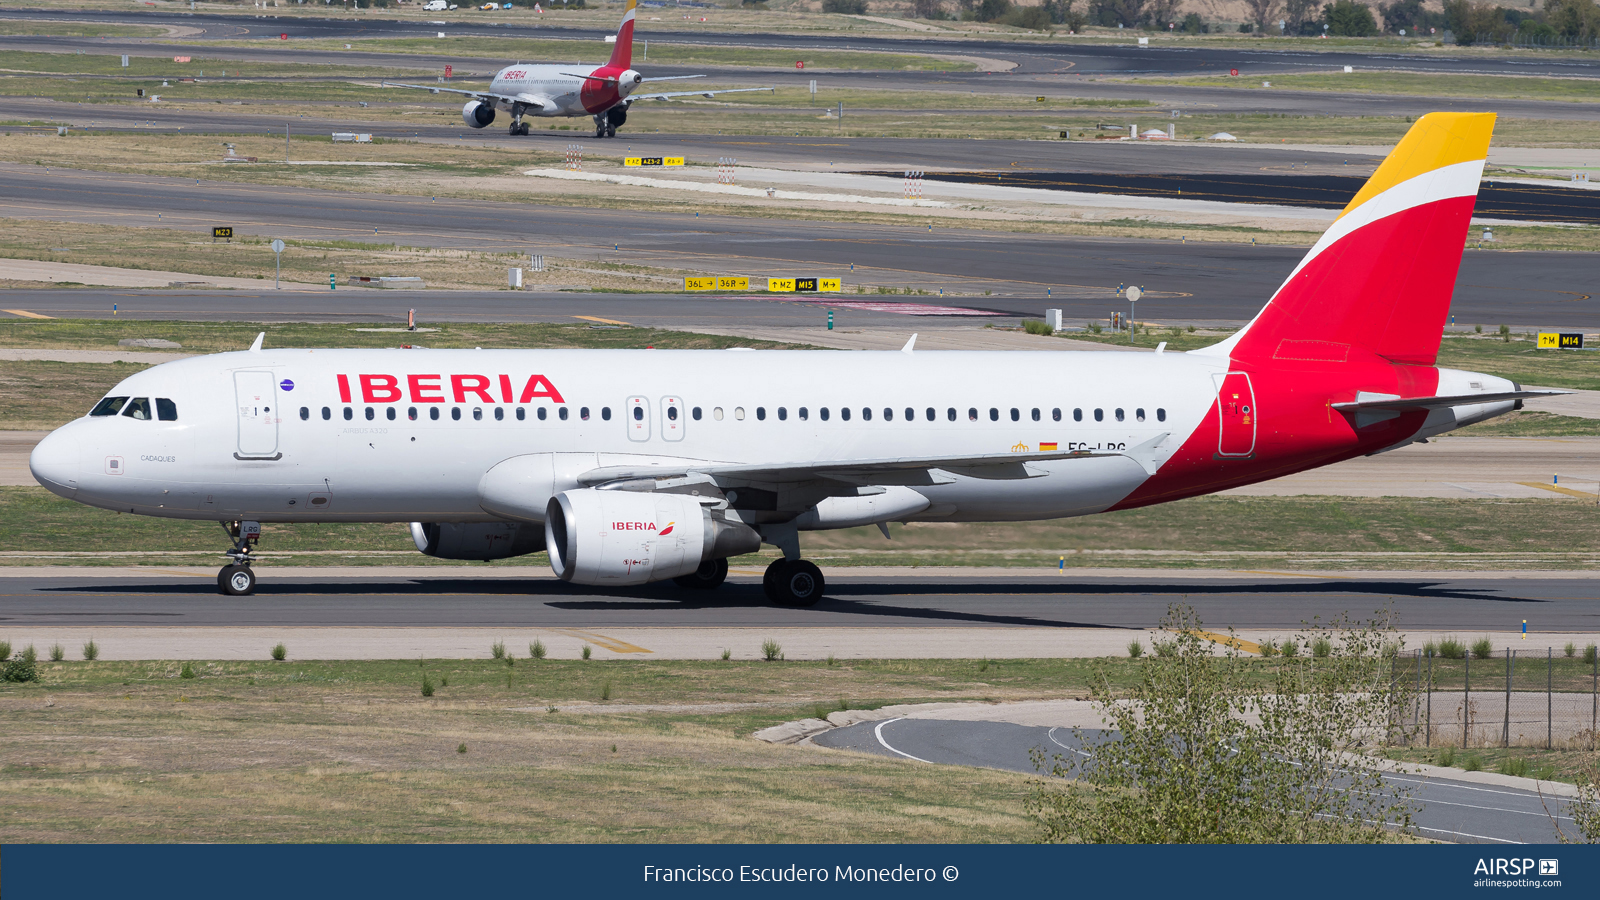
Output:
top-left (544, 489), bottom-right (760, 586)
top-left (410, 521), bottom-right (542, 561)
top-left (606, 105), bottom-right (627, 127)
top-left (462, 100), bottom-right (496, 129)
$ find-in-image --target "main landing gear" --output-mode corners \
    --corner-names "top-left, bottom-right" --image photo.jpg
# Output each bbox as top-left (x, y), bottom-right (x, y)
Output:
top-left (217, 519), bottom-right (260, 596)
top-left (593, 106), bottom-right (626, 139)
top-left (763, 558), bottom-right (825, 607)
top-left (509, 103), bottom-right (530, 136)
top-left (509, 121), bottom-right (530, 136)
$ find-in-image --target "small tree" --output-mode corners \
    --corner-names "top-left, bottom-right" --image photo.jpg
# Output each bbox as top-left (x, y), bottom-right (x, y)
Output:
top-left (822, 0), bottom-right (869, 13)
top-left (1027, 605), bottom-right (1415, 843)
top-left (1324, 0), bottom-right (1378, 35)
top-left (1244, 0), bottom-right (1282, 33)
top-left (913, 0), bottom-right (950, 19)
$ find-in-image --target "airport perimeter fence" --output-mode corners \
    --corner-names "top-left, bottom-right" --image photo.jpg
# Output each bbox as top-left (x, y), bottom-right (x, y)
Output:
top-left (1472, 32), bottom-right (1600, 49)
top-left (1390, 647), bottom-right (1599, 750)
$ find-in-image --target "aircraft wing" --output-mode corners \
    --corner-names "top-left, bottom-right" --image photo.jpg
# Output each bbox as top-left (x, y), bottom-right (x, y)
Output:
top-left (1331, 390), bottom-right (1568, 412)
top-left (577, 446), bottom-right (1134, 489)
top-left (629, 86), bottom-right (774, 102)
top-left (380, 80), bottom-right (546, 109)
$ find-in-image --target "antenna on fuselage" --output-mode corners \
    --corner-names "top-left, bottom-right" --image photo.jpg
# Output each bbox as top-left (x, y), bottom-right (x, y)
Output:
top-left (901, 334), bottom-right (917, 354)
top-left (249, 332), bottom-right (265, 353)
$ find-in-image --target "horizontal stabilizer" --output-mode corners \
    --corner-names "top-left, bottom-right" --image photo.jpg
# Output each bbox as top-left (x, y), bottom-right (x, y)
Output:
top-left (1331, 390), bottom-right (1568, 412)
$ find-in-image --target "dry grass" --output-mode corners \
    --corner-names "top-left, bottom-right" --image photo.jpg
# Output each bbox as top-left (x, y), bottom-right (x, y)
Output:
top-left (0, 658), bottom-right (1059, 842)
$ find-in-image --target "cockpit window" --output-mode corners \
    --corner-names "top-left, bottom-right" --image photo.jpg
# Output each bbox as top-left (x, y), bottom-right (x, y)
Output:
top-left (156, 398), bottom-right (178, 421)
top-left (121, 398), bottom-right (152, 420)
top-left (90, 396), bottom-right (129, 417)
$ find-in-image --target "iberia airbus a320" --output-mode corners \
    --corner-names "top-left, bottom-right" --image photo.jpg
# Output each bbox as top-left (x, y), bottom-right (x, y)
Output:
top-left (30, 113), bottom-right (1558, 603)
top-left (382, 0), bottom-right (771, 138)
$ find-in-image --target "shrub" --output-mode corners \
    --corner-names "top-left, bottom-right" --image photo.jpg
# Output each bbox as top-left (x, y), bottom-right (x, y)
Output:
top-left (49, 643), bottom-right (64, 662)
top-left (1, 657), bottom-right (38, 683)
top-left (1564, 642), bottom-right (1577, 658)
top-left (720, 648), bottom-right (731, 661)
top-left (271, 642), bottom-right (287, 661)
top-left (761, 639), bottom-right (783, 662)
top-left (1152, 640), bottom-right (1177, 658)
top-left (1280, 639), bottom-right (1298, 658)
top-left (0, 640), bottom-right (10, 661)
top-left (1472, 638), bottom-right (1494, 660)
top-left (979, 658), bottom-right (989, 672)
top-left (1179, 11), bottom-right (1207, 32)
top-left (1585, 644), bottom-right (1598, 665)
top-left (1023, 319), bottom-right (1054, 336)
top-left (1127, 639), bottom-right (1144, 658)
top-left (1499, 757), bottom-right (1529, 778)
top-left (1258, 640), bottom-right (1277, 658)
top-left (821, 0), bottom-right (867, 13)
top-left (1462, 753), bottom-right (1482, 772)
top-left (179, 661), bottom-right (196, 679)
top-left (491, 640), bottom-right (505, 660)
top-left (1323, 0), bottom-right (1378, 35)
top-left (826, 653), bottom-right (838, 666)
top-left (421, 674), bottom-right (435, 697)
top-left (457, 743), bottom-right (467, 754)
top-left (1002, 5), bottom-right (1053, 28)
top-left (22, 644), bottom-right (36, 664)
top-left (581, 644), bottom-right (592, 660)
top-left (441, 676), bottom-right (448, 687)
top-left (529, 639), bottom-right (547, 660)
top-left (600, 680), bottom-right (612, 701)
top-left (1437, 746), bottom-right (1455, 767)
top-left (1438, 638), bottom-right (1466, 659)
top-left (82, 639), bottom-right (99, 661)
top-left (1422, 640), bottom-right (1438, 658)
top-left (1311, 637), bottom-right (1332, 659)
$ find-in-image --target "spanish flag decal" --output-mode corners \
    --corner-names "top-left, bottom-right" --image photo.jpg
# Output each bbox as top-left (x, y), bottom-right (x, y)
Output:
top-left (1040, 442), bottom-right (1058, 451)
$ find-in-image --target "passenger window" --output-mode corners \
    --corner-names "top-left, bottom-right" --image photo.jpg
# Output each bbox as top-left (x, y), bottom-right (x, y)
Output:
top-left (1073, 408), bottom-right (1082, 422)
top-left (692, 407), bottom-right (702, 421)
top-left (1010, 408), bottom-right (1019, 422)
top-left (452, 407), bottom-right (462, 421)
top-left (841, 408), bottom-right (851, 421)
top-left (1052, 408), bottom-right (1061, 422)
top-left (968, 408), bottom-right (977, 421)
top-left (343, 407), bottom-right (353, 421)
top-left (777, 407), bottom-right (787, 421)
top-left (494, 407), bottom-right (504, 421)
top-left (321, 407), bottom-right (331, 421)
top-left (1031, 408), bottom-right (1040, 422)
top-left (860, 408), bottom-right (870, 421)
top-left (734, 407), bottom-right (745, 420)
top-left (155, 398), bottom-right (178, 421)
top-left (408, 407), bottom-right (418, 421)
top-left (756, 407), bottom-right (766, 421)
top-left (299, 406), bottom-right (310, 421)
top-left (1136, 408), bottom-right (1146, 422)
top-left (925, 408), bottom-right (934, 421)
top-left (558, 407), bottom-right (569, 421)
top-left (885, 408), bottom-right (894, 422)
top-left (820, 407), bottom-right (830, 421)
top-left (386, 407), bottom-right (397, 421)
top-left (122, 398), bottom-right (152, 420)
top-left (474, 407), bottom-right (483, 421)
top-left (668, 406), bottom-right (679, 421)
top-left (430, 407), bottom-right (441, 421)
top-left (633, 406), bottom-right (644, 421)
top-left (947, 408), bottom-right (956, 421)
top-left (602, 407), bottom-right (611, 421)
top-left (516, 407), bottom-right (525, 421)
top-left (989, 408), bottom-right (999, 422)
top-left (537, 407), bottom-right (547, 421)
top-left (1157, 408), bottom-right (1167, 422)
top-left (799, 407), bottom-right (809, 421)
top-left (1115, 408), bottom-right (1125, 422)
top-left (365, 407), bottom-right (375, 421)
top-left (1094, 409), bottom-right (1104, 422)
top-left (713, 407), bottom-right (724, 421)
top-left (89, 396), bottom-right (128, 417)
top-left (580, 407), bottom-right (590, 421)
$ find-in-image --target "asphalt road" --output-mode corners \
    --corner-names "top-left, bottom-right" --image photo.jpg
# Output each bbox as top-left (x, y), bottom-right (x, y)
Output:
top-left (2, 572), bottom-right (1594, 631)
top-left (4, 164), bottom-right (1595, 325)
top-left (8, 8), bottom-right (1600, 79)
top-left (815, 720), bottom-right (1570, 843)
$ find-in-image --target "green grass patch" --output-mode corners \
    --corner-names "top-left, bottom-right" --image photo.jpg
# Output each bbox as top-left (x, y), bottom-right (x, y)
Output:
top-left (1135, 72), bottom-right (1600, 105)
top-left (1436, 335), bottom-right (1600, 392)
top-left (1452, 410), bottom-right (1600, 436)
top-left (1387, 746), bottom-right (1597, 786)
top-left (0, 21), bottom-right (163, 38)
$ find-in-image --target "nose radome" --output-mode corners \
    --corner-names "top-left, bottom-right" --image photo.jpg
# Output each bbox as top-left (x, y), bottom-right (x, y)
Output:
top-left (29, 425), bottom-right (81, 497)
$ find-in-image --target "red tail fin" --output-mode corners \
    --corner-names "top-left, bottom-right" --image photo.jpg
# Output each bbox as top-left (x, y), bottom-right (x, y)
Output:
top-left (607, 0), bottom-right (637, 69)
top-left (1203, 112), bottom-right (1496, 368)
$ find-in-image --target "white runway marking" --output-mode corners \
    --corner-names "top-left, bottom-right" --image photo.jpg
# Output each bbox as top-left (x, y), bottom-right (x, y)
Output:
top-left (873, 717), bottom-right (933, 763)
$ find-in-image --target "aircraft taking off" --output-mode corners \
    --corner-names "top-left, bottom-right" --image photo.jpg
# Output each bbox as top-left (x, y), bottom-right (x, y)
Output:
top-left (381, 0), bottom-right (771, 138)
top-left (32, 113), bottom-right (1561, 603)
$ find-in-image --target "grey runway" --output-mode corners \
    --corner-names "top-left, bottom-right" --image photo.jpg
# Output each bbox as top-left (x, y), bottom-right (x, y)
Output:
top-left (814, 720), bottom-right (1571, 843)
top-left (0, 572), bottom-right (1593, 631)
top-left (3, 163), bottom-right (1594, 327)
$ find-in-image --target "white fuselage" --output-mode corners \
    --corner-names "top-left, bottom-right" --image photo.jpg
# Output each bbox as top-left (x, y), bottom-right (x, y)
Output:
top-left (488, 63), bottom-right (637, 117)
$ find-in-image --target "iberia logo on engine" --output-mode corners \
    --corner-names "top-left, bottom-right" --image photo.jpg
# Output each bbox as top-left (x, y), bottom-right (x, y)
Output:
top-left (614, 522), bottom-right (656, 531)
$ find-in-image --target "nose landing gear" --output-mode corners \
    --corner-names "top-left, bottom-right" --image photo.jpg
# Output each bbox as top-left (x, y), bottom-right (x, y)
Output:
top-left (218, 519), bottom-right (260, 596)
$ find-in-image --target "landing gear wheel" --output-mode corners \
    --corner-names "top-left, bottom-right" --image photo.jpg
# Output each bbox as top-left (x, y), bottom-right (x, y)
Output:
top-left (604, 125), bottom-right (617, 138)
top-left (218, 565), bottom-right (256, 597)
top-left (511, 122), bottom-right (529, 136)
top-left (673, 557), bottom-right (729, 590)
top-left (764, 559), bottom-right (824, 607)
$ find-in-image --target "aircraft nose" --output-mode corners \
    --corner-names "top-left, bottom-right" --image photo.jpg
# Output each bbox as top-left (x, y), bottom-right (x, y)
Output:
top-left (29, 425), bottom-right (81, 497)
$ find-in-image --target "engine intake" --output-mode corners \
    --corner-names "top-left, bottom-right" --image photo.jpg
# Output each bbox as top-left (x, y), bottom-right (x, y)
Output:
top-left (462, 100), bottom-right (496, 129)
top-left (411, 521), bottom-right (542, 561)
top-left (545, 489), bottom-right (760, 586)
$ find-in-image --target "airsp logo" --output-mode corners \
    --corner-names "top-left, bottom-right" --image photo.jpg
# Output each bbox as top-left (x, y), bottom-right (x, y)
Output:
top-left (1540, 860), bottom-right (1559, 876)
top-left (1473, 858), bottom-right (1555, 876)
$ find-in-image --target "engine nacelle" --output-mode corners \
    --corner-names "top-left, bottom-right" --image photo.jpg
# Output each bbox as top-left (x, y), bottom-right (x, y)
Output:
top-left (616, 69), bottom-right (643, 96)
top-left (544, 489), bottom-right (760, 586)
top-left (410, 521), bottom-right (542, 561)
top-left (462, 100), bottom-right (496, 129)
